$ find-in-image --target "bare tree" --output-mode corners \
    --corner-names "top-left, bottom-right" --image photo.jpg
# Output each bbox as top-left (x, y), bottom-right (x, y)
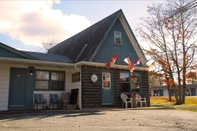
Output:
top-left (39, 38), bottom-right (58, 53)
top-left (136, 0), bottom-right (197, 104)
top-left (174, 0), bottom-right (197, 15)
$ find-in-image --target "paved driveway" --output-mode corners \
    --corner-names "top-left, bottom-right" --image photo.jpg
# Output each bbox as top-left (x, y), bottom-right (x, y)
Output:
top-left (0, 108), bottom-right (197, 131)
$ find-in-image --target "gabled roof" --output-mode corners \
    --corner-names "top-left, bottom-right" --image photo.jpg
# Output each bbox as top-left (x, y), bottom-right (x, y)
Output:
top-left (1, 9), bottom-right (147, 66)
top-left (23, 51), bottom-right (73, 63)
top-left (48, 9), bottom-right (147, 65)
top-left (48, 9), bottom-right (122, 62)
top-left (0, 42), bottom-right (36, 59)
top-left (0, 42), bottom-right (73, 63)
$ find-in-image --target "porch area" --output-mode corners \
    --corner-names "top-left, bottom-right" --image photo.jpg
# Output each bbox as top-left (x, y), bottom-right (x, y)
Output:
top-left (33, 89), bottom-right (80, 110)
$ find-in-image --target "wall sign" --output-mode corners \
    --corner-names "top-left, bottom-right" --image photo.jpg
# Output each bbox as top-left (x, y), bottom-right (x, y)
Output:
top-left (91, 74), bottom-right (98, 83)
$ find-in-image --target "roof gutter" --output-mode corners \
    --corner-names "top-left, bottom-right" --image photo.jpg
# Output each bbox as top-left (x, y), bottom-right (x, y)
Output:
top-left (0, 57), bottom-right (74, 67)
top-left (0, 57), bottom-right (149, 71)
top-left (75, 61), bottom-right (149, 71)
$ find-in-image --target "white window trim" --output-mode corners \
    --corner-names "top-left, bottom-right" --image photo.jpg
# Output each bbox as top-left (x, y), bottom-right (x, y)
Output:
top-left (102, 72), bottom-right (111, 89)
top-left (114, 31), bottom-right (122, 45)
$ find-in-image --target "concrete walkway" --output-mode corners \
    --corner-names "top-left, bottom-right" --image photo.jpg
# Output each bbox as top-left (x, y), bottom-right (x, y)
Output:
top-left (0, 107), bottom-right (197, 131)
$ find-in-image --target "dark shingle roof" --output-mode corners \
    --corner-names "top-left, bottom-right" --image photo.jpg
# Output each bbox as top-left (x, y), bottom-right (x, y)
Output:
top-left (23, 51), bottom-right (73, 63)
top-left (48, 9), bottom-right (122, 62)
top-left (0, 42), bottom-right (36, 59)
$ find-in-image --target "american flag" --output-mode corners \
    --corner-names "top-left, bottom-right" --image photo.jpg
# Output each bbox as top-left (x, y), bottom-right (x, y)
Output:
top-left (123, 56), bottom-right (134, 72)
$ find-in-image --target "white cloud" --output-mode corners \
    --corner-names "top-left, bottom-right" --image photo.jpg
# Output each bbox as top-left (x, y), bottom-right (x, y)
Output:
top-left (0, 0), bottom-right (91, 47)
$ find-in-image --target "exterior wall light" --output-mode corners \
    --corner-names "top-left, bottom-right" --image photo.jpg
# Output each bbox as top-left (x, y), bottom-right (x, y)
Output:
top-left (30, 70), bottom-right (33, 76)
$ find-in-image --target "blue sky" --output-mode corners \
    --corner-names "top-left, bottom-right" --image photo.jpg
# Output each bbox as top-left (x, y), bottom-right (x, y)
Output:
top-left (0, 0), bottom-right (164, 52)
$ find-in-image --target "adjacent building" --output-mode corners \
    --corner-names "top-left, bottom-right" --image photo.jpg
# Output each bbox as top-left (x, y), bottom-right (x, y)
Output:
top-left (150, 85), bottom-right (197, 96)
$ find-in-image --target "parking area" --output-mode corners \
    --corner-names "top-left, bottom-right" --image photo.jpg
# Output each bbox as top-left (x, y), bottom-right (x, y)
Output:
top-left (0, 108), bottom-right (197, 131)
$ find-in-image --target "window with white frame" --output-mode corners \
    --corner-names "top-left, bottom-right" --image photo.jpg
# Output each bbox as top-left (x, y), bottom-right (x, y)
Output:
top-left (114, 31), bottom-right (122, 45)
top-left (120, 72), bottom-right (141, 93)
top-left (35, 70), bottom-right (65, 90)
top-left (102, 72), bottom-right (111, 89)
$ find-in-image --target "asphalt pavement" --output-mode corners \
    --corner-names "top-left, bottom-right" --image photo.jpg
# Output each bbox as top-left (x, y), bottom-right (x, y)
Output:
top-left (0, 107), bottom-right (197, 131)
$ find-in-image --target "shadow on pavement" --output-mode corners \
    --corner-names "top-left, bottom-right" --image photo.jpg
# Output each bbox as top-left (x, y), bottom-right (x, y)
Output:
top-left (0, 110), bottom-right (106, 121)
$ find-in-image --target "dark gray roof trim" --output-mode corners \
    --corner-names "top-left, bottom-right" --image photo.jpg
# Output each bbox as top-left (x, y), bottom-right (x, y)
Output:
top-left (48, 9), bottom-right (122, 62)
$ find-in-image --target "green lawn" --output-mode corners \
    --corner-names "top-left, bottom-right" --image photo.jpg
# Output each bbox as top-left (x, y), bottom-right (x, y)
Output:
top-left (150, 96), bottom-right (197, 112)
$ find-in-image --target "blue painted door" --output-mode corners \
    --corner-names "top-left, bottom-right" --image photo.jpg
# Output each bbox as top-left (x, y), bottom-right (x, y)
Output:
top-left (102, 71), bottom-right (114, 105)
top-left (9, 68), bottom-right (27, 110)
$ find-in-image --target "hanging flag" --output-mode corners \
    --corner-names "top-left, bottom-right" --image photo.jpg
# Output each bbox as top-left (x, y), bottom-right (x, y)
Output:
top-left (123, 56), bottom-right (134, 72)
top-left (106, 54), bottom-right (118, 69)
top-left (149, 62), bottom-right (156, 71)
top-left (133, 58), bottom-right (140, 66)
top-left (146, 59), bottom-right (154, 66)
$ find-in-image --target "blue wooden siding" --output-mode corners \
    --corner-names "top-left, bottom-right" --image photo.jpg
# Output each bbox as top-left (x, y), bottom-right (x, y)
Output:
top-left (159, 90), bottom-right (163, 96)
top-left (0, 47), bottom-right (24, 58)
top-left (191, 88), bottom-right (196, 96)
top-left (92, 19), bottom-right (140, 66)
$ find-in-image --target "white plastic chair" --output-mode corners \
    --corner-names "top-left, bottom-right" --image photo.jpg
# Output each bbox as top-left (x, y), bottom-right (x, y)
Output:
top-left (120, 94), bottom-right (133, 108)
top-left (135, 94), bottom-right (147, 107)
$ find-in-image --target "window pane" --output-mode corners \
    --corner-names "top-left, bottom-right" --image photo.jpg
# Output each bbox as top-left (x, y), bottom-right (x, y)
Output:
top-left (52, 72), bottom-right (64, 80)
top-left (35, 81), bottom-right (48, 89)
top-left (120, 73), bottom-right (129, 82)
top-left (102, 73), bottom-right (111, 89)
top-left (35, 70), bottom-right (65, 91)
top-left (131, 74), bottom-right (139, 83)
top-left (120, 72), bottom-right (130, 92)
top-left (36, 71), bottom-right (49, 80)
top-left (51, 71), bottom-right (64, 90)
top-left (114, 31), bottom-right (122, 45)
top-left (116, 38), bottom-right (121, 43)
top-left (131, 83), bottom-right (140, 92)
top-left (51, 81), bottom-right (64, 90)
top-left (120, 83), bottom-right (130, 92)
top-left (130, 73), bottom-right (140, 92)
top-left (115, 32), bottom-right (121, 38)
top-left (72, 72), bottom-right (80, 82)
top-left (103, 73), bottom-right (110, 81)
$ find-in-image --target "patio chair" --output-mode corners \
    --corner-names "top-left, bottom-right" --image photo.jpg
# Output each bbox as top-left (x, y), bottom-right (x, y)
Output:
top-left (135, 94), bottom-right (147, 107)
top-left (62, 92), bottom-right (70, 109)
top-left (34, 94), bottom-right (47, 109)
top-left (49, 94), bottom-right (62, 109)
top-left (120, 94), bottom-right (133, 108)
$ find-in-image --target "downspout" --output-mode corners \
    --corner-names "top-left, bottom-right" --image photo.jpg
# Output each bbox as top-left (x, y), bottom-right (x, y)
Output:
top-left (75, 64), bottom-right (82, 110)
